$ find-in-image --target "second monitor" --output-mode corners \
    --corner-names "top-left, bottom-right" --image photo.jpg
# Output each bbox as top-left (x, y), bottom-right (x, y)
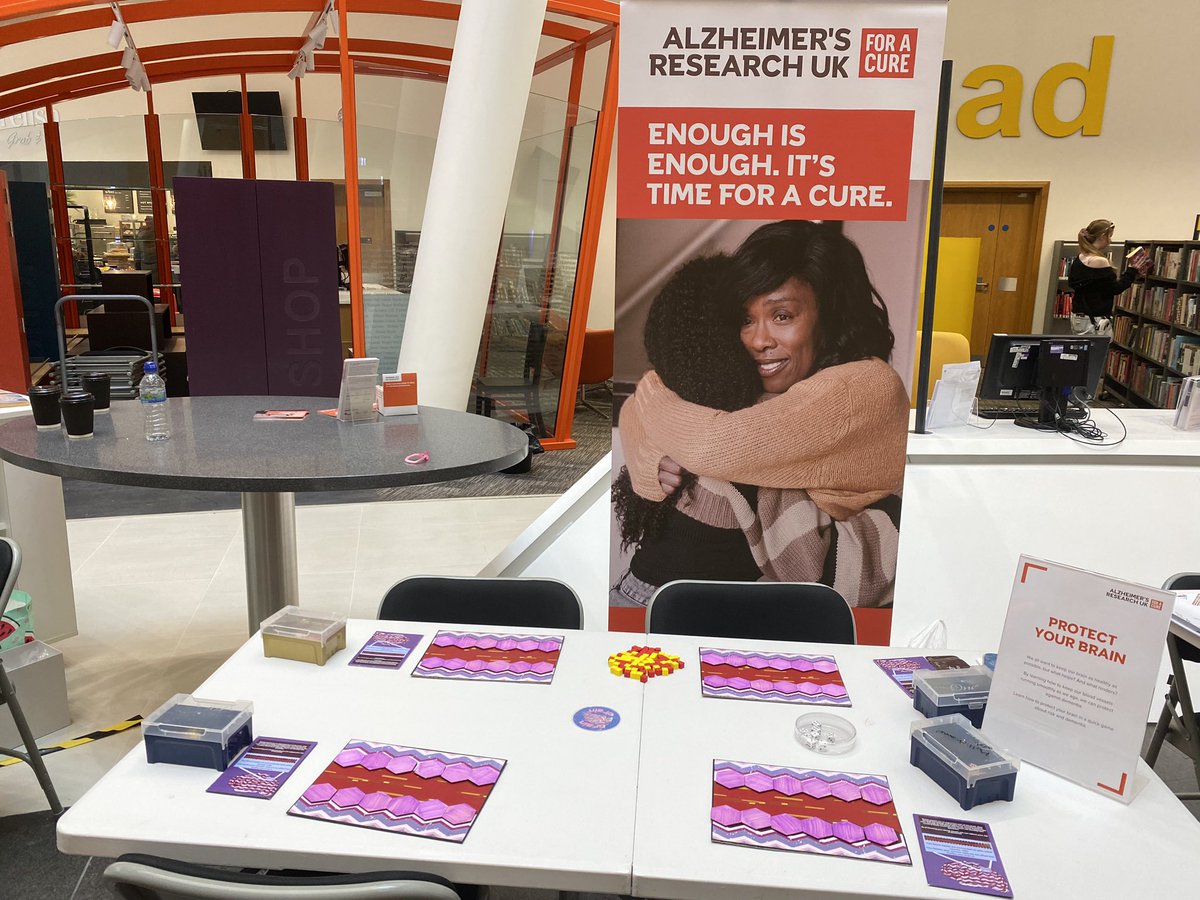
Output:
top-left (980, 334), bottom-right (1110, 430)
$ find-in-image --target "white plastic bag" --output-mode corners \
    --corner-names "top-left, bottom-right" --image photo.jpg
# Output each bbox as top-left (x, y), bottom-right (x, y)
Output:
top-left (907, 619), bottom-right (948, 650)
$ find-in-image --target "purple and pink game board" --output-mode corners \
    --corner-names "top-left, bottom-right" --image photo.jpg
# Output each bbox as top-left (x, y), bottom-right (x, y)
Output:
top-left (699, 648), bottom-right (850, 706)
top-left (711, 760), bottom-right (910, 865)
top-left (288, 741), bottom-right (506, 843)
top-left (413, 631), bottom-right (563, 684)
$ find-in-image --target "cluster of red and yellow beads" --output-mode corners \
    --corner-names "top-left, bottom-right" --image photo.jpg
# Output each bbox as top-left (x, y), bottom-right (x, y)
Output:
top-left (608, 646), bottom-right (684, 682)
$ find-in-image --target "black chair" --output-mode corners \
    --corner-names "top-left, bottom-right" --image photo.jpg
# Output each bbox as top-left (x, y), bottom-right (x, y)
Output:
top-left (471, 321), bottom-right (549, 436)
top-left (103, 853), bottom-right (463, 899)
top-left (378, 575), bottom-right (583, 630)
top-left (0, 537), bottom-right (62, 815)
top-left (1144, 573), bottom-right (1200, 799)
top-left (646, 580), bottom-right (857, 644)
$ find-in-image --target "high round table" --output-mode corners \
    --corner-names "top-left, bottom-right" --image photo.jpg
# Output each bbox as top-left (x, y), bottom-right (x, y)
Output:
top-left (0, 397), bottom-right (527, 632)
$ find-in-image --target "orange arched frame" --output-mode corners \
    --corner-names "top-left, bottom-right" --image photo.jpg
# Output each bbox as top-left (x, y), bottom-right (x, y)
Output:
top-left (0, 0), bottom-right (619, 449)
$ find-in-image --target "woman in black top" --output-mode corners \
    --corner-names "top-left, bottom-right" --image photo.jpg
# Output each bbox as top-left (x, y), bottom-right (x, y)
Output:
top-left (1068, 219), bottom-right (1149, 335)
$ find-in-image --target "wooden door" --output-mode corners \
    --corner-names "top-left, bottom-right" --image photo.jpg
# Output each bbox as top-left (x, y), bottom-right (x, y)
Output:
top-left (942, 186), bottom-right (1045, 359)
top-left (331, 180), bottom-right (393, 289)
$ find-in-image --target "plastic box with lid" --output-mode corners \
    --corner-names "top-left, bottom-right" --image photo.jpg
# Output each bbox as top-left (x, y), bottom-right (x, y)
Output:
top-left (909, 714), bottom-right (1019, 810)
top-left (912, 665), bottom-right (992, 727)
top-left (142, 694), bottom-right (253, 770)
top-left (260, 605), bottom-right (346, 665)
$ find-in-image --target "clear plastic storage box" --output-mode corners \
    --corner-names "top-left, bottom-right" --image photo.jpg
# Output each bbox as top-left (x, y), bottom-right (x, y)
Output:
top-left (912, 665), bottom-right (992, 727)
top-left (260, 605), bottom-right (347, 665)
top-left (910, 713), bottom-right (1019, 810)
top-left (142, 693), bottom-right (254, 770)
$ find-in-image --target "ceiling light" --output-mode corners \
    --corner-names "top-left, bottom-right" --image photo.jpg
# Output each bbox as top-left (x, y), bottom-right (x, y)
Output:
top-left (121, 46), bottom-right (135, 68)
top-left (300, 36), bottom-right (316, 56)
top-left (305, 51), bottom-right (316, 72)
top-left (310, 19), bottom-right (328, 49)
top-left (107, 19), bottom-right (125, 49)
top-left (328, 3), bottom-right (338, 37)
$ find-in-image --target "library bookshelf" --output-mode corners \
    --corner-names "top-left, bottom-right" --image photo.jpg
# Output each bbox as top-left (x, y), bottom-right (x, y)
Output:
top-left (1042, 240), bottom-right (1124, 335)
top-left (1103, 240), bottom-right (1200, 410)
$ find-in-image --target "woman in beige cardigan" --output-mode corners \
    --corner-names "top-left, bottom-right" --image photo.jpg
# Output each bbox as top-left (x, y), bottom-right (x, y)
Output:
top-left (617, 221), bottom-right (908, 607)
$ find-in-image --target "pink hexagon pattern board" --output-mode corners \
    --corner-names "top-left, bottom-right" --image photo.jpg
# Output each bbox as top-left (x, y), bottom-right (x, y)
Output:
top-left (413, 631), bottom-right (564, 684)
top-left (699, 648), bottom-right (851, 706)
top-left (288, 741), bottom-right (506, 843)
top-left (711, 760), bottom-right (910, 865)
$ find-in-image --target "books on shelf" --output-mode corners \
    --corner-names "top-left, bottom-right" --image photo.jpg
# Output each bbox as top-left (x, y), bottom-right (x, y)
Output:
top-left (1152, 246), bottom-right (1183, 279)
top-left (1106, 347), bottom-right (1132, 385)
top-left (1185, 248), bottom-right (1200, 285)
top-left (1173, 376), bottom-right (1200, 429)
top-left (1052, 289), bottom-right (1072, 318)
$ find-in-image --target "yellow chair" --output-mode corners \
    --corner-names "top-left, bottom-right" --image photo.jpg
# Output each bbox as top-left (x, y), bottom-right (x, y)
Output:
top-left (911, 331), bottom-right (971, 408)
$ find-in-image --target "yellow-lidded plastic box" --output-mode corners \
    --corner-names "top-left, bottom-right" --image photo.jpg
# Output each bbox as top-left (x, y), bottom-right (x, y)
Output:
top-left (260, 606), bottom-right (346, 665)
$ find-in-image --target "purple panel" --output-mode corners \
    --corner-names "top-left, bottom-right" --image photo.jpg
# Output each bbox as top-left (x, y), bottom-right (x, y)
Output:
top-left (174, 177), bottom-right (268, 395)
top-left (255, 180), bottom-right (341, 398)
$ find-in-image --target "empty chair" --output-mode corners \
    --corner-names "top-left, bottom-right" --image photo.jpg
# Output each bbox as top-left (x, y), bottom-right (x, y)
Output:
top-left (103, 854), bottom-right (462, 899)
top-left (911, 330), bottom-right (971, 408)
top-left (576, 328), bottom-right (614, 417)
top-left (471, 321), bottom-right (549, 435)
top-left (647, 580), bottom-right (856, 644)
top-left (0, 537), bottom-right (62, 814)
top-left (379, 575), bottom-right (583, 630)
top-left (1144, 573), bottom-right (1200, 799)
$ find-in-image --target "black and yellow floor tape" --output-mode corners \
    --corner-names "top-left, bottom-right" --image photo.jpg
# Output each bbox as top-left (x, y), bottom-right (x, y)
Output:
top-left (0, 715), bottom-right (143, 767)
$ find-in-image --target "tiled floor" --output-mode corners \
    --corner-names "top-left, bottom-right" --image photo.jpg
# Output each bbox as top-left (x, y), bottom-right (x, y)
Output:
top-left (0, 494), bottom-right (558, 820)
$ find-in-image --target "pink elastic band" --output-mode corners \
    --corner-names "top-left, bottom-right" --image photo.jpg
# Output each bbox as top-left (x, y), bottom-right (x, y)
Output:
top-left (404, 452), bottom-right (429, 465)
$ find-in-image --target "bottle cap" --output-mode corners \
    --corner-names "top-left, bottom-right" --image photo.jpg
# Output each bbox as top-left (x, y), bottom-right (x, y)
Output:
top-left (144, 361), bottom-right (158, 374)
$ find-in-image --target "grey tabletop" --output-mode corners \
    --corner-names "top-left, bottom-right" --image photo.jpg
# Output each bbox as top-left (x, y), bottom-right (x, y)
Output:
top-left (0, 397), bottom-right (529, 492)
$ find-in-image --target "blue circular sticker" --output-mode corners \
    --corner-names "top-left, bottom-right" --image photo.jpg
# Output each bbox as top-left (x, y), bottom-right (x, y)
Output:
top-left (573, 706), bottom-right (620, 731)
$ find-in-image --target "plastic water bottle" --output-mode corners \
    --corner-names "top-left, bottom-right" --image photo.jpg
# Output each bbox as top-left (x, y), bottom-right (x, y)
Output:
top-left (140, 360), bottom-right (170, 441)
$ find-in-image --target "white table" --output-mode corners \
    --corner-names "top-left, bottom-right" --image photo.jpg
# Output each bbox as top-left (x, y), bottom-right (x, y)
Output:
top-left (632, 633), bottom-right (1200, 900)
top-left (894, 409), bottom-right (1200, 653)
top-left (57, 620), bottom-right (644, 894)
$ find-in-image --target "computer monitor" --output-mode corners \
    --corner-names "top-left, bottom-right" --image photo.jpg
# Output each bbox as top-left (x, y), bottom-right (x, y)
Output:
top-left (980, 334), bottom-right (1110, 429)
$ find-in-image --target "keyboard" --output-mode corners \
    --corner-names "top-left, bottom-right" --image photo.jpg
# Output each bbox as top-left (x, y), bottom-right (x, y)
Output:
top-left (975, 407), bottom-right (1034, 419)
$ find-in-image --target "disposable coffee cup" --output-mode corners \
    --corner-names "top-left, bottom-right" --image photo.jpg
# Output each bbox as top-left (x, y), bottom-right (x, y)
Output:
top-left (81, 373), bottom-right (111, 411)
top-left (28, 385), bottom-right (62, 430)
top-left (60, 391), bottom-right (95, 440)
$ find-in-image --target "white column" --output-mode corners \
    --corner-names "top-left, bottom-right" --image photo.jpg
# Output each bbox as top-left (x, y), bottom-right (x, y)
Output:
top-left (396, 0), bottom-right (549, 408)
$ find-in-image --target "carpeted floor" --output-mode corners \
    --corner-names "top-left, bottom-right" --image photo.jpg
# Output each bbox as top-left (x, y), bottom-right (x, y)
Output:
top-left (61, 399), bottom-right (612, 519)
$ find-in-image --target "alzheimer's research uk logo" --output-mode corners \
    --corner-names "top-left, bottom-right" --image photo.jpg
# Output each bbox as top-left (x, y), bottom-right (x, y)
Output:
top-left (1105, 587), bottom-right (1162, 610)
top-left (859, 28), bottom-right (917, 79)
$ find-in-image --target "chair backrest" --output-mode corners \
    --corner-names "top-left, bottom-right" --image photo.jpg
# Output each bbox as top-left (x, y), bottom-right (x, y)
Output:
top-left (523, 322), bottom-right (549, 382)
top-left (910, 330), bottom-right (972, 408)
top-left (104, 855), bottom-right (461, 900)
top-left (647, 580), bottom-right (856, 644)
top-left (1163, 573), bottom-right (1200, 591)
top-left (0, 537), bottom-right (19, 620)
top-left (379, 575), bottom-right (583, 630)
top-left (577, 329), bottom-right (614, 386)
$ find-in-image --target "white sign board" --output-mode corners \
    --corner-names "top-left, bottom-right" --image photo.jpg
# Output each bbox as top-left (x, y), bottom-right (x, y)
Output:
top-left (985, 555), bottom-right (1173, 803)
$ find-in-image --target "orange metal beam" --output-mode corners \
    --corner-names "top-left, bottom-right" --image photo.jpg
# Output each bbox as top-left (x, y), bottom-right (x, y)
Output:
top-left (239, 73), bottom-right (256, 179)
top-left (534, 22), bottom-right (614, 75)
top-left (0, 0), bottom-right (605, 48)
top-left (143, 107), bottom-right (177, 324)
top-left (42, 108), bottom-right (79, 329)
top-left (293, 77), bottom-right (309, 181)
top-left (542, 32), bottom-right (617, 452)
top-left (338, 0), bottom-right (365, 357)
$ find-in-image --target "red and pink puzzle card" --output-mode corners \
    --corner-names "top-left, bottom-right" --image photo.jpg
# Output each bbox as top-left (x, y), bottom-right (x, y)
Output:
top-left (289, 741), bottom-right (506, 843)
top-left (700, 648), bottom-right (851, 706)
top-left (413, 631), bottom-right (563, 684)
top-left (711, 760), bottom-right (910, 865)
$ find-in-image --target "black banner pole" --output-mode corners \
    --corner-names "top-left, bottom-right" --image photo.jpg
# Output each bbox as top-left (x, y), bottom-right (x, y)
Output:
top-left (914, 59), bottom-right (954, 435)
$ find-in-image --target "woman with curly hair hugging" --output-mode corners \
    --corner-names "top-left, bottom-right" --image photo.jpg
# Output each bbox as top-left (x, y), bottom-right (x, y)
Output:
top-left (614, 220), bottom-right (909, 608)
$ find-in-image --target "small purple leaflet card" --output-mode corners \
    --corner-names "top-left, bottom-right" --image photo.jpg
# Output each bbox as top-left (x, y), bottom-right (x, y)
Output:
top-left (913, 814), bottom-right (1013, 897)
top-left (349, 631), bottom-right (425, 670)
top-left (208, 737), bottom-right (317, 800)
top-left (874, 655), bottom-right (968, 697)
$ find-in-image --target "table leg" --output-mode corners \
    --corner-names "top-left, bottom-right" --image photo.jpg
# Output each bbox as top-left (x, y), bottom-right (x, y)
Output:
top-left (241, 491), bottom-right (299, 634)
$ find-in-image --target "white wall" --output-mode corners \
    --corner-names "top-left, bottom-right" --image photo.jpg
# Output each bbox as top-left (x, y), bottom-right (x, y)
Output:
top-left (942, 0), bottom-right (1199, 328)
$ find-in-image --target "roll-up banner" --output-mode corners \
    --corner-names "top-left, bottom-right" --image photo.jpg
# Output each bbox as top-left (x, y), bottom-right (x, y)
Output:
top-left (611, 0), bottom-right (948, 642)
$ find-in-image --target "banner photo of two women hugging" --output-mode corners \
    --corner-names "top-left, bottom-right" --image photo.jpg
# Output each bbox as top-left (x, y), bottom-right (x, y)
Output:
top-left (611, 0), bottom-right (947, 639)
